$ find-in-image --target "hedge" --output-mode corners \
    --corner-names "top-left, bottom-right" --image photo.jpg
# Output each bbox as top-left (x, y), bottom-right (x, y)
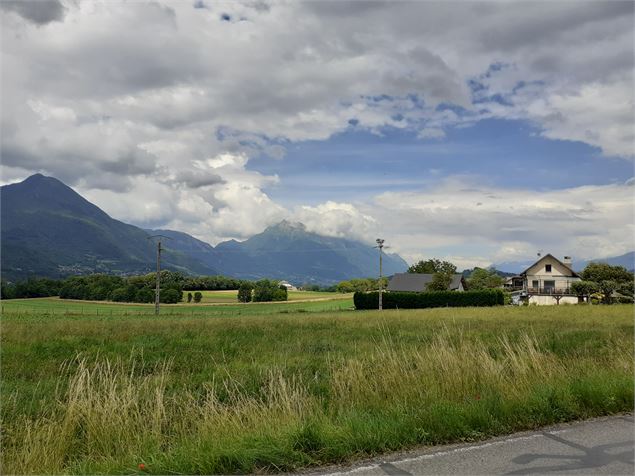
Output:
top-left (354, 289), bottom-right (505, 310)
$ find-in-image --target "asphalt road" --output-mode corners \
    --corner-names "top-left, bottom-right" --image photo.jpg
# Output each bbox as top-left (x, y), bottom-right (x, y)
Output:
top-left (315, 415), bottom-right (634, 476)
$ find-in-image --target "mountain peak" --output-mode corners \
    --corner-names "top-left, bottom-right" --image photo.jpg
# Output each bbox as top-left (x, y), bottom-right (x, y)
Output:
top-left (268, 220), bottom-right (307, 232)
top-left (22, 173), bottom-right (64, 187)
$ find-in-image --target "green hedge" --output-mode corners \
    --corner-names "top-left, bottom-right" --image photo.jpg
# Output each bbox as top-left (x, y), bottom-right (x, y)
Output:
top-left (354, 289), bottom-right (505, 310)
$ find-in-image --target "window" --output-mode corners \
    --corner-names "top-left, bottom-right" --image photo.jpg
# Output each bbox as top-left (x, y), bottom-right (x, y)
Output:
top-left (532, 280), bottom-right (539, 289)
top-left (545, 264), bottom-right (552, 272)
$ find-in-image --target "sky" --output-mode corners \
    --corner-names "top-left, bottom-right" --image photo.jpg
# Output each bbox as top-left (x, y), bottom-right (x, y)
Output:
top-left (1, 0), bottom-right (633, 269)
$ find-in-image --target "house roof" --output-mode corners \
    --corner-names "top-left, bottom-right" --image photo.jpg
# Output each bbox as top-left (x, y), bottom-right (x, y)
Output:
top-left (387, 273), bottom-right (465, 292)
top-left (519, 254), bottom-right (580, 277)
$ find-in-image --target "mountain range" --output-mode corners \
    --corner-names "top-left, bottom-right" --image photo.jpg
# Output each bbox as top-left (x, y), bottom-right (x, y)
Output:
top-left (1, 174), bottom-right (407, 284)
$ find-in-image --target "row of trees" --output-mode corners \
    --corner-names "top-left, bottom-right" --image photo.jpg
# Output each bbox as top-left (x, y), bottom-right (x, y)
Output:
top-left (335, 278), bottom-right (387, 293)
top-left (332, 260), bottom-right (505, 294)
top-left (237, 280), bottom-right (288, 303)
top-left (58, 272), bottom-right (184, 304)
top-left (182, 276), bottom-right (248, 291)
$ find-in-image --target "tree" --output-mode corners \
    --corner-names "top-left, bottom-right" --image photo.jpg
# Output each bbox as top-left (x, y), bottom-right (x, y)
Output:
top-left (193, 291), bottom-right (203, 303)
top-left (253, 279), bottom-right (288, 302)
top-left (135, 288), bottom-right (155, 303)
top-left (468, 268), bottom-right (504, 290)
top-left (160, 288), bottom-right (181, 304)
top-left (581, 263), bottom-right (634, 304)
top-left (237, 283), bottom-right (253, 303)
top-left (187, 292), bottom-right (193, 303)
top-left (570, 280), bottom-right (599, 304)
top-left (582, 262), bottom-right (633, 283)
top-left (408, 259), bottom-right (457, 275)
top-left (427, 272), bottom-right (453, 291)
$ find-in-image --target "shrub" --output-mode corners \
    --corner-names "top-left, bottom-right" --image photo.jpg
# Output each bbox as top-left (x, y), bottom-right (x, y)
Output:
top-left (187, 292), bottom-right (193, 303)
top-left (354, 289), bottom-right (505, 310)
top-left (193, 292), bottom-right (203, 303)
top-left (111, 287), bottom-right (129, 302)
top-left (160, 288), bottom-right (181, 304)
top-left (136, 288), bottom-right (155, 303)
top-left (237, 283), bottom-right (253, 303)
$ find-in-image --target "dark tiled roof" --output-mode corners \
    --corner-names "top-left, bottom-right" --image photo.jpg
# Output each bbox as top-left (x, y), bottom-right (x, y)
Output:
top-left (387, 273), bottom-right (464, 292)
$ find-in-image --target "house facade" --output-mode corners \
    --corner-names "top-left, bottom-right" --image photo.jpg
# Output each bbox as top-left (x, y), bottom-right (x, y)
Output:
top-left (387, 273), bottom-right (467, 292)
top-left (510, 254), bottom-right (581, 305)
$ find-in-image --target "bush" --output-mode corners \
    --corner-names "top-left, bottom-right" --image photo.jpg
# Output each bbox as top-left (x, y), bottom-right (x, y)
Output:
top-left (110, 287), bottom-right (129, 302)
top-left (193, 292), bottom-right (203, 303)
top-left (136, 288), bottom-right (155, 303)
top-left (160, 288), bottom-right (181, 304)
top-left (354, 289), bottom-right (505, 310)
top-left (237, 283), bottom-right (253, 303)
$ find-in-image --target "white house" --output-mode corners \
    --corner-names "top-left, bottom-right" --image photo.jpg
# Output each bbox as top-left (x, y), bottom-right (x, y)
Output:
top-left (279, 280), bottom-right (297, 291)
top-left (512, 254), bottom-right (581, 305)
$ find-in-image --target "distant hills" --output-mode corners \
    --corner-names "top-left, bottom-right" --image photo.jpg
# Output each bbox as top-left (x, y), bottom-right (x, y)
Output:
top-left (1, 174), bottom-right (407, 284)
top-left (2, 174), bottom-right (630, 283)
top-left (209, 220), bottom-right (407, 284)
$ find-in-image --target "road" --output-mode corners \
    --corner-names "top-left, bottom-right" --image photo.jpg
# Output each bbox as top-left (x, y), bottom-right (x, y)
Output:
top-left (315, 415), bottom-right (634, 475)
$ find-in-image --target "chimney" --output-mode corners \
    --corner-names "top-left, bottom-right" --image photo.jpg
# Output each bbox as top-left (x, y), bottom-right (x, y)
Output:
top-left (563, 256), bottom-right (572, 266)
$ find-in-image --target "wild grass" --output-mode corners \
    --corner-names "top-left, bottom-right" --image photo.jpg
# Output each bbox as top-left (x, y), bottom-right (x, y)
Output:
top-left (1, 304), bottom-right (633, 474)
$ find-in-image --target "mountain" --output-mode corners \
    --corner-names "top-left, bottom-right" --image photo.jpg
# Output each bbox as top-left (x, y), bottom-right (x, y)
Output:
top-left (574, 252), bottom-right (635, 272)
top-left (2, 174), bottom-right (408, 284)
top-left (145, 228), bottom-right (221, 274)
top-left (212, 220), bottom-right (408, 284)
top-left (1, 174), bottom-right (217, 280)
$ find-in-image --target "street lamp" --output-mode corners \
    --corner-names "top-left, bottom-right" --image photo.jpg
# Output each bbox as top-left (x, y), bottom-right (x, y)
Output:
top-left (376, 238), bottom-right (385, 310)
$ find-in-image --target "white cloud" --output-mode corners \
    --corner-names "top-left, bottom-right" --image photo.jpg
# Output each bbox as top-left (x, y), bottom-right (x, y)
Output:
top-left (364, 178), bottom-right (634, 266)
top-left (293, 201), bottom-right (376, 243)
top-left (1, 0), bottom-right (633, 264)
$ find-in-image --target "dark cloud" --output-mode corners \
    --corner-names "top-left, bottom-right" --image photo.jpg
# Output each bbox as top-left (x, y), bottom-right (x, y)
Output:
top-left (1, 0), bottom-right (65, 24)
top-left (174, 171), bottom-right (225, 189)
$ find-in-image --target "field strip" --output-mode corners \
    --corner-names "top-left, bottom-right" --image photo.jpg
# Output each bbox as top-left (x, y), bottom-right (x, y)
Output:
top-left (3, 295), bottom-right (353, 307)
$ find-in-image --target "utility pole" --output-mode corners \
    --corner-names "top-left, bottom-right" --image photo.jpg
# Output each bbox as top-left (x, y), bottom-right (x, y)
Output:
top-left (147, 235), bottom-right (169, 316)
top-left (376, 238), bottom-right (385, 310)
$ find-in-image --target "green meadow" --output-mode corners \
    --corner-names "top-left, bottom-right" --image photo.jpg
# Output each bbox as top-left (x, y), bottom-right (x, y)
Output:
top-left (1, 300), bottom-right (633, 474)
top-left (182, 289), bottom-right (350, 304)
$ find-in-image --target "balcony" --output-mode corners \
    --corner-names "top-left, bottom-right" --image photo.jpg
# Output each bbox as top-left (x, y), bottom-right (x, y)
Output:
top-left (526, 287), bottom-right (576, 296)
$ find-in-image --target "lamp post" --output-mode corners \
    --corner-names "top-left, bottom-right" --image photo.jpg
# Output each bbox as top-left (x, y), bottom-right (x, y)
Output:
top-left (147, 235), bottom-right (170, 316)
top-left (376, 238), bottom-right (385, 310)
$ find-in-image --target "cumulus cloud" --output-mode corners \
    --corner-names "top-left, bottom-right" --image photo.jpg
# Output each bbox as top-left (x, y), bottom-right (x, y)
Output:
top-left (293, 201), bottom-right (377, 243)
top-left (1, 1), bottom-right (632, 257)
top-left (366, 178), bottom-right (634, 265)
top-left (1, 0), bottom-right (65, 25)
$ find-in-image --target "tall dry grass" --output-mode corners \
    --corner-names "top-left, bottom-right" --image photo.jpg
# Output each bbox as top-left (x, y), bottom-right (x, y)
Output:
top-left (2, 329), bottom-right (632, 474)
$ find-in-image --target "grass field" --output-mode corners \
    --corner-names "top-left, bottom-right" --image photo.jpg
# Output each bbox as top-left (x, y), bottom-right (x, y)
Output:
top-left (182, 289), bottom-right (348, 304)
top-left (1, 302), bottom-right (633, 474)
top-left (1, 293), bottom-right (354, 317)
